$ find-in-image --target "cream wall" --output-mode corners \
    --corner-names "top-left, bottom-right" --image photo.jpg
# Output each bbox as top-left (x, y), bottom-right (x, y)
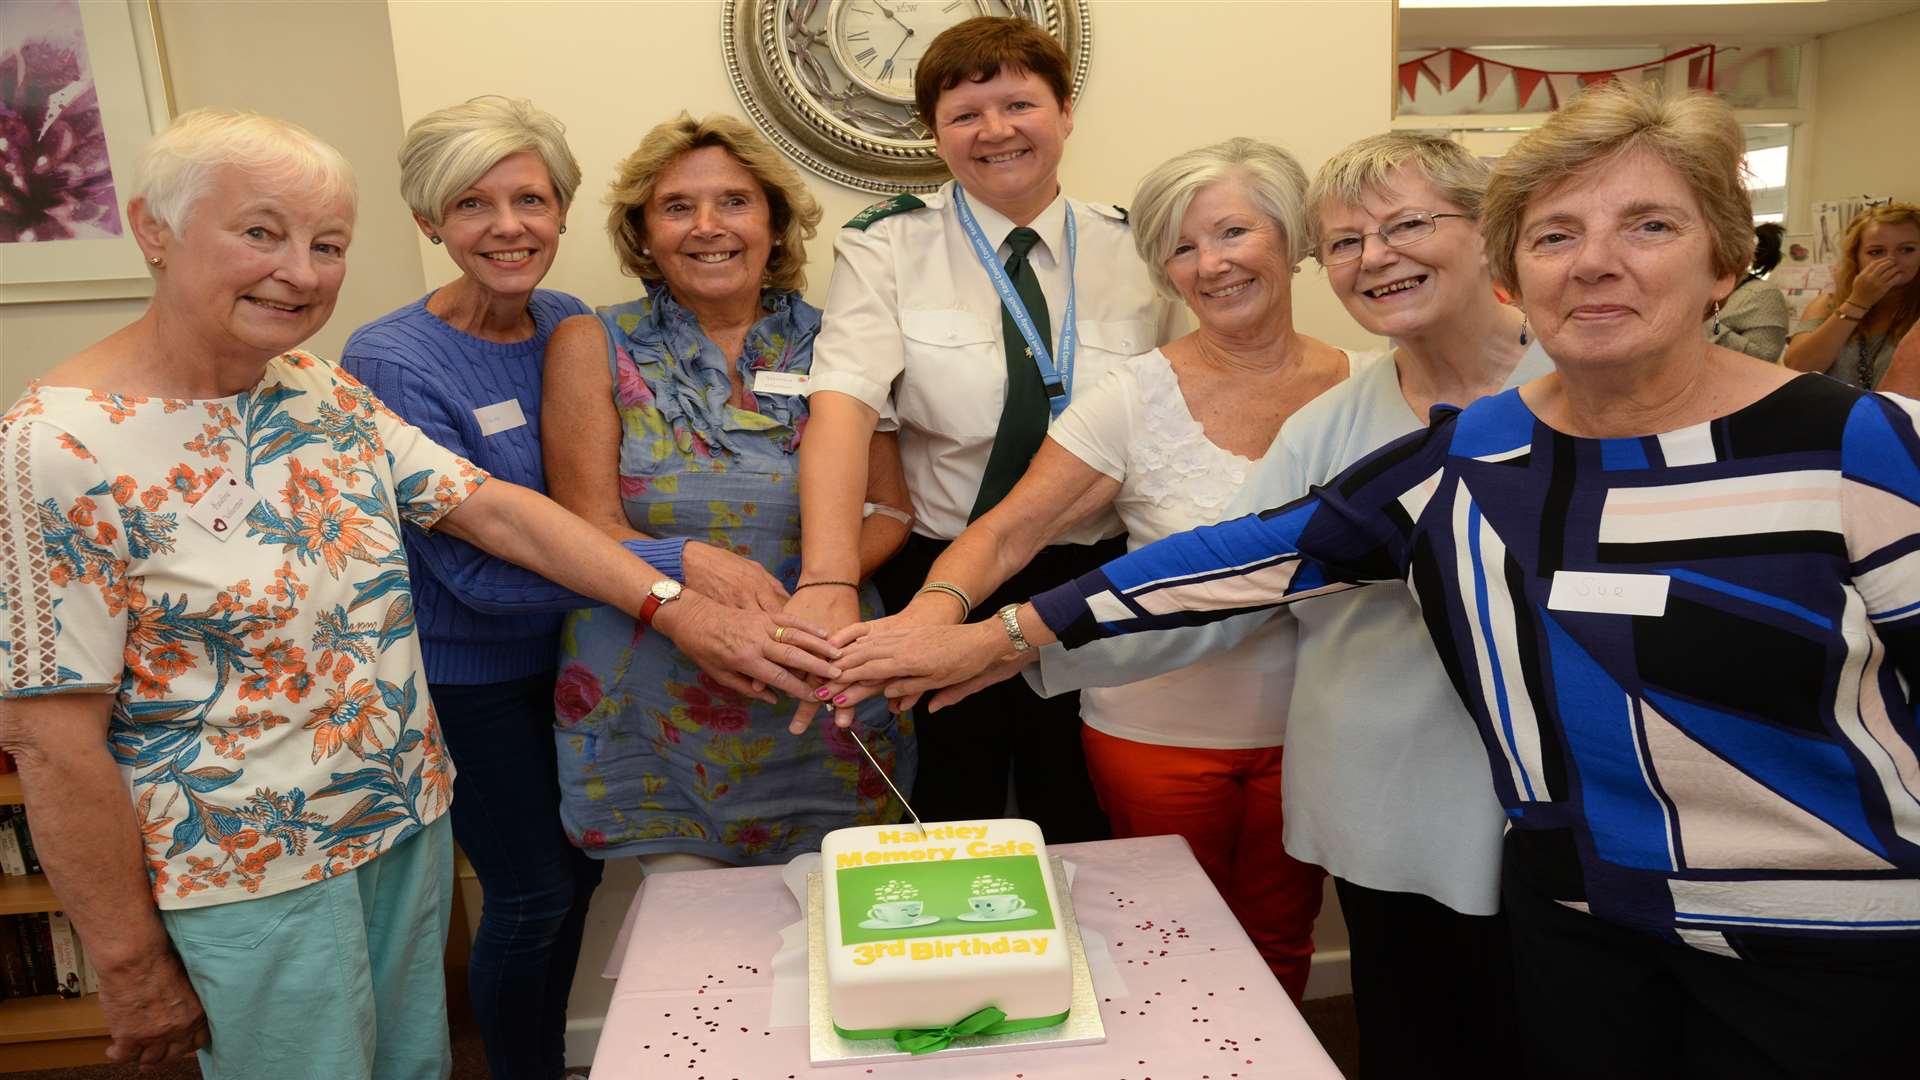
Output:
top-left (1808, 8), bottom-right (1920, 207)
top-left (0, 0), bottom-right (422, 407)
top-left (384, 0), bottom-right (1390, 353)
top-left (386, 0), bottom-right (1391, 1051)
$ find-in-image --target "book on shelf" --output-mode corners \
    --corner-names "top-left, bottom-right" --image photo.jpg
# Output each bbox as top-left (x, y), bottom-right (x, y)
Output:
top-left (15, 913), bottom-right (57, 996)
top-left (48, 912), bottom-right (83, 999)
top-left (0, 807), bottom-right (25, 877)
top-left (16, 808), bottom-right (41, 875)
top-left (0, 914), bottom-right (30, 999)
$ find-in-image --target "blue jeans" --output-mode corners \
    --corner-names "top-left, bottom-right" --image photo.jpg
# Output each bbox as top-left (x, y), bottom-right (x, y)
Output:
top-left (163, 815), bottom-right (454, 1080)
top-left (432, 672), bottom-right (604, 1080)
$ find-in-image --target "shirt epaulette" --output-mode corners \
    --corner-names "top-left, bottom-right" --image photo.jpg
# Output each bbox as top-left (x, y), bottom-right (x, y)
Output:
top-left (845, 194), bottom-right (928, 231)
top-left (1087, 203), bottom-right (1128, 224)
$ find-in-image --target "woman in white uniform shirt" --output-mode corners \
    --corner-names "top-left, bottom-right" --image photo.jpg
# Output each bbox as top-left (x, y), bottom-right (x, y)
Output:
top-left (793, 17), bottom-right (1173, 839)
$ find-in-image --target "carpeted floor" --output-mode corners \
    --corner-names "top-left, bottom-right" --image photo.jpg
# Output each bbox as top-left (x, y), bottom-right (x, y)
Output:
top-left (14, 994), bottom-right (1361, 1078)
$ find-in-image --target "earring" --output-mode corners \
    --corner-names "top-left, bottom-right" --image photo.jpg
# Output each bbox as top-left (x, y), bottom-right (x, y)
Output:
top-left (1518, 316), bottom-right (1530, 346)
top-left (428, 235), bottom-right (442, 245)
top-left (642, 247), bottom-right (651, 257)
top-left (559, 225), bottom-right (567, 234)
top-left (147, 256), bottom-right (163, 267)
top-left (1710, 301), bottom-right (1723, 336)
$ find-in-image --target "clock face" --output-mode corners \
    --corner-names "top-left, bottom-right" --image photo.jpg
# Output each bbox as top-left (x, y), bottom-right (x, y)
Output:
top-left (723, 0), bottom-right (1091, 194)
top-left (829, 0), bottom-right (988, 105)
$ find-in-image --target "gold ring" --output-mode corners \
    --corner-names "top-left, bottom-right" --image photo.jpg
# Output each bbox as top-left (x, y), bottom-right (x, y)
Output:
top-left (772, 626), bottom-right (787, 644)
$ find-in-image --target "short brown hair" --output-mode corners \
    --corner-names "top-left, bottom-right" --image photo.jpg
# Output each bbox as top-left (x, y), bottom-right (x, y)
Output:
top-left (604, 112), bottom-right (821, 292)
top-left (914, 16), bottom-right (1070, 128)
top-left (1482, 80), bottom-right (1752, 297)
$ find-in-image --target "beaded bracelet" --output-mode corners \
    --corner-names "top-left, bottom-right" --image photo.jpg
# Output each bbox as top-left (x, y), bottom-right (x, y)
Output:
top-left (917, 581), bottom-right (975, 614)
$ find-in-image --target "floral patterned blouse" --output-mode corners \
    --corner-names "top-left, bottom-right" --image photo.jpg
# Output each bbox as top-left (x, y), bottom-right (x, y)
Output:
top-left (0, 351), bottom-right (482, 909)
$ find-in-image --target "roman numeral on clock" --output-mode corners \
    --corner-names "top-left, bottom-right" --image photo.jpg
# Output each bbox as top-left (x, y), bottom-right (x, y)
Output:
top-left (856, 47), bottom-right (878, 67)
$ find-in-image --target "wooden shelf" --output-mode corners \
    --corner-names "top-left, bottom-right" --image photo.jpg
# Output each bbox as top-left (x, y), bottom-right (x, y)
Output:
top-left (0, 995), bottom-right (109, 1069)
top-left (0, 877), bottom-right (56, 918)
top-left (0, 775), bottom-right (19, 807)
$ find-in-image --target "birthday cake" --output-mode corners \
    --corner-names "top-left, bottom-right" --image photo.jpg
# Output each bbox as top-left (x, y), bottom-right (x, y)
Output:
top-left (819, 818), bottom-right (1072, 1043)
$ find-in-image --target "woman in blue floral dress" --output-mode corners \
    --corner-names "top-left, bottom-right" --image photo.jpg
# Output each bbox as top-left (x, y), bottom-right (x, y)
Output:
top-left (541, 114), bottom-right (915, 867)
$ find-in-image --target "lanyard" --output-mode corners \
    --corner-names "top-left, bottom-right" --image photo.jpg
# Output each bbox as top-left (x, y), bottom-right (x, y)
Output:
top-left (952, 185), bottom-right (1078, 417)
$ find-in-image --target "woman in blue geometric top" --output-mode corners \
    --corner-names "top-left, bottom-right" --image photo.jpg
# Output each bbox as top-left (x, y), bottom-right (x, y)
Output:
top-left (828, 82), bottom-right (1920, 1075)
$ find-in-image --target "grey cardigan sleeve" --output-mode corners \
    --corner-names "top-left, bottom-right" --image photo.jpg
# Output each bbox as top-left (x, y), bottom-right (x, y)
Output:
top-left (1712, 280), bottom-right (1791, 362)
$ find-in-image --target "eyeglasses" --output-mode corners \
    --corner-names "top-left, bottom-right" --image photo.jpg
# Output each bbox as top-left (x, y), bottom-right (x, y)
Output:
top-left (1317, 212), bottom-right (1470, 266)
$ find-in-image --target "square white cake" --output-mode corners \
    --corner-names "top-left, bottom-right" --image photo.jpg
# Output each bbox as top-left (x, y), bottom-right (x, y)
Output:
top-left (819, 818), bottom-right (1073, 1036)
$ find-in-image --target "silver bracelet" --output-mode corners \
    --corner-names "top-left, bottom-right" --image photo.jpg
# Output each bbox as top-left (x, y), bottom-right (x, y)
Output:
top-left (996, 603), bottom-right (1031, 654)
top-left (917, 581), bottom-right (974, 614)
top-left (862, 501), bottom-right (913, 525)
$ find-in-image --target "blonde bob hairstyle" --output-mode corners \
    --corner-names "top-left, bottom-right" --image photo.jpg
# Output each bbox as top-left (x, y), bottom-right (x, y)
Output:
top-left (1482, 79), bottom-right (1753, 297)
top-left (135, 108), bottom-right (355, 234)
top-left (1306, 131), bottom-right (1491, 251)
top-left (605, 113), bottom-right (821, 293)
top-left (1131, 137), bottom-right (1310, 302)
top-left (1832, 203), bottom-right (1920, 337)
top-left (399, 96), bottom-right (581, 226)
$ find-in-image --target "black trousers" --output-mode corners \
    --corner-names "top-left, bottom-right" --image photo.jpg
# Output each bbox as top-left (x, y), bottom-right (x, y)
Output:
top-left (1502, 843), bottom-right (1920, 1078)
top-left (1333, 877), bottom-right (1520, 1080)
top-left (873, 531), bottom-right (1119, 842)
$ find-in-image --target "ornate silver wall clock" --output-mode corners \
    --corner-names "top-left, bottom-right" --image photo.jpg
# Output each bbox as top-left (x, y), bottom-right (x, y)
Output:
top-left (722, 0), bottom-right (1093, 194)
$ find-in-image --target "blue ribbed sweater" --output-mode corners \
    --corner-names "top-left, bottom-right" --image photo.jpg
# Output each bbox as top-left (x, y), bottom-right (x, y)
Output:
top-left (342, 291), bottom-right (684, 686)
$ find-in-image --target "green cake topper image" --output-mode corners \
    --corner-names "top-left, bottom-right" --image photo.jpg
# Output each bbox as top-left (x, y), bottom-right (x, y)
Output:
top-left (837, 855), bottom-right (1054, 945)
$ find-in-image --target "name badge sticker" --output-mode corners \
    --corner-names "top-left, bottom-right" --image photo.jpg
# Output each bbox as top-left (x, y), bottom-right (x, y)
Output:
top-left (186, 470), bottom-right (261, 542)
top-left (473, 398), bottom-right (528, 437)
top-left (1547, 571), bottom-right (1669, 617)
top-left (752, 371), bottom-right (809, 396)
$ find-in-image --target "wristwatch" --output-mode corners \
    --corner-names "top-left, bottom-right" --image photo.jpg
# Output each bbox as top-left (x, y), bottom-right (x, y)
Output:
top-left (638, 578), bottom-right (683, 628)
top-left (996, 603), bottom-right (1032, 654)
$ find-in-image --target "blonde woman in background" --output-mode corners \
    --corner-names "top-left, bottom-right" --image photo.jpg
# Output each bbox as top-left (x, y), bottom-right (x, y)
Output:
top-left (1783, 202), bottom-right (1920, 385)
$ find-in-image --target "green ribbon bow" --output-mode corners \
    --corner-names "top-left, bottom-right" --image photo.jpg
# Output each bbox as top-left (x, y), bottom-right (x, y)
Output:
top-left (834, 1005), bottom-right (1071, 1055)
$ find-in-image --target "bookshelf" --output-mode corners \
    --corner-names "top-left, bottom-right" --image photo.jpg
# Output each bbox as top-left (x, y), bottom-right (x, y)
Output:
top-left (0, 772), bottom-right (112, 1071)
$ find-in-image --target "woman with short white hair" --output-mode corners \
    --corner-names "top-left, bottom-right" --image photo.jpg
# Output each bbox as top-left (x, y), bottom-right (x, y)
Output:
top-left (0, 108), bottom-right (840, 1079)
top-left (829, 137), bottom-right (1358, 1001)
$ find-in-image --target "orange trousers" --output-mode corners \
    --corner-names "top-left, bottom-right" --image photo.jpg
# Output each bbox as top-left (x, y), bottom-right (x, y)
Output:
top-left (1081, 725), bottom-right (1327, 1003)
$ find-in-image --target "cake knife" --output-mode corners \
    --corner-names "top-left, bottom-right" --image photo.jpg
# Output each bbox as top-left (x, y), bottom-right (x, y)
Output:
top-left (846, 726), bottom-right (927, 838)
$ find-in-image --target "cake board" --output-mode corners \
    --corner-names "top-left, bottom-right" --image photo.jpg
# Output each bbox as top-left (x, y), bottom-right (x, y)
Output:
top-left (807, 854), bottom-right (1106, 1067)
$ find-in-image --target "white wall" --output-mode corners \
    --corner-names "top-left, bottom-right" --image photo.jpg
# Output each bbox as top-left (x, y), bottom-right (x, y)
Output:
top-left (0, 0), bottom-right (423, 407)
top-left (1808, 8), bottom-right (1920, 208)
top-left (388, 1), bottom-right (1392, 1051)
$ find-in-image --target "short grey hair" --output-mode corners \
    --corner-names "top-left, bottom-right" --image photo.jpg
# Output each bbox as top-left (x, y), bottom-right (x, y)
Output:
top-left (1306, 131), bottom-right (1491, 249)
top-left (399, 96), bottom-right (581, 227)
top-left (134, 108), bottom-right (356, 232)
top-left (1131, 138), bottom-right (1311, 301)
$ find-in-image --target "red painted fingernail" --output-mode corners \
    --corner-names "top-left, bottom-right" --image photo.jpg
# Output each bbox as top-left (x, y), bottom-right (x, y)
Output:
top-left (815, 687), bottom-right (832, 699)
top-left (833, 694), bottom-right (848, 705)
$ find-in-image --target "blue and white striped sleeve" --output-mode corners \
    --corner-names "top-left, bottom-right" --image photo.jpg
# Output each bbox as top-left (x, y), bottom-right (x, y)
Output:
top-left (1032, 419), bottom-right (1453, 649)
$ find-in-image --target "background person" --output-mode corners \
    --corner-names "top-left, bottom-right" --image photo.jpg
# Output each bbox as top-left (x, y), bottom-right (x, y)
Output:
top-left (1711, 221), bottom-right (1790, 361)
top-left (795, 17), bottom-right (1175, 840)
top-left (539, 113), bottom-right (915, 872)
top-left (1783, 202), bottom-right (1920, 385)
top-left (0, 111), bottom-right (840, 1080)
top-left (829, 138), bottom-right (1352, 1000)
top-left (340, 96), bottom-right (647, 1080)
top-left (827, 82), bottom-right (1920, 1076)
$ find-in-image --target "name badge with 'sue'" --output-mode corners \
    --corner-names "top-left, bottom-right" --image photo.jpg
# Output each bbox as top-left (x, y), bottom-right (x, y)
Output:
top-left (473, 398), bottom-right (527, 437)
top-left (1547, 570), bottom-right (1669, 617)
top-left (752, 371), bottom-right (809, 396)
top-left (186, 471), bottom-right (262, 542)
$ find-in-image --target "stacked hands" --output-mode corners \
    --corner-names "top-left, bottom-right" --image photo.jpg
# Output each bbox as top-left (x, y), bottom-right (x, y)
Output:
top-left (776, 587), bottom-right (1035, 735)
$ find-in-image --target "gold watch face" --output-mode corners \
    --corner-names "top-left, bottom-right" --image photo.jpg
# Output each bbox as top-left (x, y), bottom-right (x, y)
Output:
top-left (722, 0), bottom-right (1091, 194)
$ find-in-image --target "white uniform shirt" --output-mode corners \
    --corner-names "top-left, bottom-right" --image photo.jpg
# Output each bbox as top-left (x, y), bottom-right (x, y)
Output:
top-left (809, 181), bottom-right (1177, 543)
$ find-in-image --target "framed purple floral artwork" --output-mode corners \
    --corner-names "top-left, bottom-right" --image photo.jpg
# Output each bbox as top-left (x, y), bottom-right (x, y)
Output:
top-left (0, 0), bottom-right (172, 303)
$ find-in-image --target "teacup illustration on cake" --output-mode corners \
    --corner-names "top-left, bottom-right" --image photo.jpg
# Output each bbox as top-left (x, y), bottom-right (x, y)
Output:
top-left (859, 879), bottom-right (941, 929)
top-left (956, 872), bottom-right (1040, 922)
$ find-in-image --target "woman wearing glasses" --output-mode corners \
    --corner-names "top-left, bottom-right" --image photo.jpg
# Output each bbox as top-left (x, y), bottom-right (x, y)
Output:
top-left (827, 138), bottom-right (1358, 1001)
top-left (872, 132), bottom-right (1548, 1076)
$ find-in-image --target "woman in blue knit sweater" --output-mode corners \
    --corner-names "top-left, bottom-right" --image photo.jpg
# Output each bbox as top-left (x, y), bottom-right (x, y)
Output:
top-left (341, 97), bottom-right (679, 1080)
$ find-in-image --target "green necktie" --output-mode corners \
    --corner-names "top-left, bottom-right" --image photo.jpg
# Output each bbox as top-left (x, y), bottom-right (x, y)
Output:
top-left (968, 226), bottom-right (1053, 522)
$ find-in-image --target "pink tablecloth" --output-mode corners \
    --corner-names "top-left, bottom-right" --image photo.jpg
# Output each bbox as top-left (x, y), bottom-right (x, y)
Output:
top-left (591, 833), bottom-right (1341, 1078)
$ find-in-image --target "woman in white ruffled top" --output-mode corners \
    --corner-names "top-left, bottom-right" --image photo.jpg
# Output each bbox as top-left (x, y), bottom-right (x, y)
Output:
top-left (837, 138), bottom-right (1358, 1001)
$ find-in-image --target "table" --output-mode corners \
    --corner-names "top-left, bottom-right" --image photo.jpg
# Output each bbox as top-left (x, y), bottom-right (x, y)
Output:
top-left (591, 834), bottom-right (1341, 1078)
